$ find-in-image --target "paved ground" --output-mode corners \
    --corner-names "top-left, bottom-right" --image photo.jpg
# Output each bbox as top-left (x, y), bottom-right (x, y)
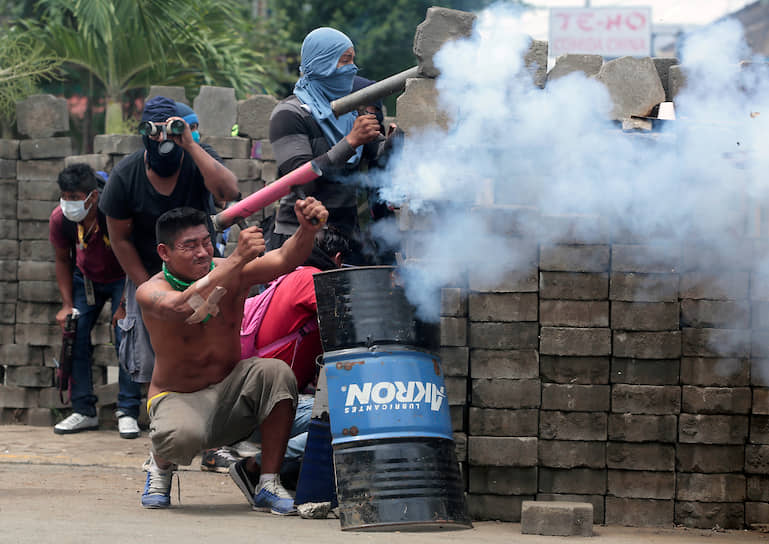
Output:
top-left (1, 424), bottom-right (768, 544)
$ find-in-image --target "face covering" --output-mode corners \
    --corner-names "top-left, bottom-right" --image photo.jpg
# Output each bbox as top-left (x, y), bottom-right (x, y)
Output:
top-left (143, 135), bottom-right (183, 177)
top-left (324, 63), bottom-right (358, 100)
top-left (60, 192), bottom-right (93, 223)
top-left (191, 130), bottom-right (200, 143)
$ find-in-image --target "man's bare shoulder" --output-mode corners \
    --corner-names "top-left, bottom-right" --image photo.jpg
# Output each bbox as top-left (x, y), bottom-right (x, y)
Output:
top-left (136, 273), bottom-right (172, 308)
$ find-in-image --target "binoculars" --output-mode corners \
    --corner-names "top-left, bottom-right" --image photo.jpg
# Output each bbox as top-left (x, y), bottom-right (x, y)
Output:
top-left (138, 119), bottom-right (186, 137)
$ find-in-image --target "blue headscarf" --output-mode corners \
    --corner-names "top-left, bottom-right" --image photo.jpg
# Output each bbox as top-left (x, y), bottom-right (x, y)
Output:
top-left (175, 102), bottom-right (200, 142)
top-left (294, 27), bottom-right (361, 165)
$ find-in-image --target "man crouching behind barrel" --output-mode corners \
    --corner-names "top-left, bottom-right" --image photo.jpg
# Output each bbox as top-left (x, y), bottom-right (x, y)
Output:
top-left (136, 198), bottom-right (329, 515)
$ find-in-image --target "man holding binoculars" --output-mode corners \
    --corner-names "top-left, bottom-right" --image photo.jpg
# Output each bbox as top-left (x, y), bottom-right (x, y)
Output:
top-left (100, 96), bottom-right (239, 387)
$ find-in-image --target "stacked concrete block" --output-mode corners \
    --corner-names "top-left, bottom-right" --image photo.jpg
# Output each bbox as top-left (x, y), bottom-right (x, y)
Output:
top-left (593, 57), bottom-right (666, 121)
top-left (194, 86), bottom-right (237, 137)
top-left (0, 141), bottom-right (19, 353)
top-left (677, 241), bottom-right (750, 529)
top-left (608, 243), bottom-right (681, 527)
top-left (538, 235), bottom-right (611, 524)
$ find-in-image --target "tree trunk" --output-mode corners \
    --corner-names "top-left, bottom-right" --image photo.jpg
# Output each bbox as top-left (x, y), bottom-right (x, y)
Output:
top-left (105, 95), bottom-right (125, 134)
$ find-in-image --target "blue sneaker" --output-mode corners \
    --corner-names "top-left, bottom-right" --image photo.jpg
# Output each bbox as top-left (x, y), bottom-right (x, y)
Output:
top-left (253, 477), bottom-right (297, 516)
top-left (141, 455), bottom-right (176, 509)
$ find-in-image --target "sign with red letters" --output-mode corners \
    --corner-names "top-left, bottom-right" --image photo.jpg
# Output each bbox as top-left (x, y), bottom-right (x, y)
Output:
top-left (548, 6), bottom-right (652, 58)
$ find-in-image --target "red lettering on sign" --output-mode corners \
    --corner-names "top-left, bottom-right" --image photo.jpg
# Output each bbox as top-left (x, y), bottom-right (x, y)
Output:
top-left (605, 14), bottom-right (622, 30)
top-left (555, 13), bottom-right (572, 30)
top-left (626, 12), bottom-right (647, 31)
top-left (577, 12), bottom-right (595, 32)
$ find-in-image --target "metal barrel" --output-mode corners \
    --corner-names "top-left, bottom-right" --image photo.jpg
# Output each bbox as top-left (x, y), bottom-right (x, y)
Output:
top-left (330, 66), bottom-right (419, 117)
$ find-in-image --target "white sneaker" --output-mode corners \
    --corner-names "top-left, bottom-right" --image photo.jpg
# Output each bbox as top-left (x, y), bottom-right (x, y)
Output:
top-left (118, 415), bottom-right (140, 439)
top-left (53, 413), bottom-right (99, 434)
top-left (232, 440), bottom-right (261, 458)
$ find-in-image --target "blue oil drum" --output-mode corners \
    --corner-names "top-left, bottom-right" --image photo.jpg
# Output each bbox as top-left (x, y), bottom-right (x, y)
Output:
top-left (324, 346), bottom-right (452, 444)
top-left (324, 346), bottom-right (471, 531)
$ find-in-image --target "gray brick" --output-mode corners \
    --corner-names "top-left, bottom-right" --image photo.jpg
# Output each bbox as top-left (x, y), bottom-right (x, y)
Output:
top-left (16, 159), bottom-right (65, 181)
top-left (680, 271), bottom-right (749, 300)
top-left (540, 327), bottom-right (611, 356)
top-left (0, 240), bottom-right (18, 261)
top-left (520, 501), bottom-right (593, 537)
top-left (17, 261), bottom-right (56, 281)
top-left (469, 292), bottom-right (537, 321)
top-left (469, 322), bottom-right (538, 349)
top-left (0, 220), bottom-right (17, 239)
top-left (612, 384), bottom-right (681, 415)
top-left (611, 358), bottom-right (680, 385)
top-left (540, 356), bottom-right (609, 384)
top-left (539, 468), bottom-right (606, 495)
top-left (607, 442), bottom-right (675, 471)
top-left (470, 349), bottom-right (538, 379)
top-left (471, 266), bottom-right (538, 293)
top-left (260, 160), bottom-right (277, 182)
top-left (681, 357), bottom-right (749, 386)
top-left (677, 444), bottom-right (745, 473)
top-left (752, 301), bottom-right (769, 329)
top-left (678, 414), bottom-right (749, 444)
top-left (4, 365), bottom-right (54, 387)
top-left (540, 300), bottom-right (609, 327)
top-left (676, 473), bottom-right (745, 502)
top-left (199, 136), bottom-right (250, 158)
top-left (753, 333), bottom-right (769, 359)
top-left (19, 240), bottom-right (54, 262)
top-left (444, 376), bottom-right (466, 405)
top-left (540, 411), bottom-right (607, 441)
top-left (0, 180), bottom-right (18, 219)
top-left (607, 470), bottom-right (675, 499)
top-left (471, 378), bottom-right (540, 409)
top-left (17, 180), bottom-right (59, 201)
top-left (469, 407), bottom-right (538, 437)
top-left (539, 244), bottom-right (610, 272)
top-left (17, 200), bottom-right (57, 221)
top-left (538, 493), bottom-right (605, 525)
top-left (440, 346), bottom-right (468, 376)
top-left (606, 497), bottom-right (674, 527)
top-left (223, 158), bottom-right (261, 180)
top-left (611, 245), bottom-right (680, 274)
top-left (610, 273), bottom-right (679, 302)
top-left (466, 494), bottom-right (530, 522)
top-left (17, 220), bottom-right (50, 240)
top-left (38, 387), bottom-right (69, 409)
top-left (538, 440), bottom-right (605, 469)
top-left (542, 384), bottom-right (610, 411)
top-left (682, 386), bottom-right (751, 414)
top-left (751, 415), bottom-right (769, 443)
top-left (682, 328), bottom-right (750, 358)
top-left (19, 137), bottom-right (72, 159)
top-left (252, 139), bottom-right (273, 160)
top-left (440, 287), bottom-right (467, 316)
top-left (93, 134), bottom-right (143, 154)
top-left (468, 436), bottom-right (537, 467)
top-left (16, 302), bottom-right (58, 324)
top-left (608, 414), bottom-right (677, 443)
top-left (0, 260), bottom-right (16, 280)
top-left (0, 281), bottom-right (18, 302)
top-left (746, 444), bottom-right (769, 474)
top-left (0, 343), bottom-right (44, 366)
top-left (613, 331), bottom-right (681, 359)
top-left (64, 153), bottom-right (110, 171)
top-left (0, 385), bottom-right (39, 407)
top-left (681, 300), bottom-right (750, 329)
top-left (0, 139), bottom-right (19, 158)
top-left (450, 405), bottom-right (464, 431)
top-left (18, 280), bottom-right (58, 302)
top-left (16, 94), bottom-right (68, 137)
top-left (469, 466), bottom-right (537, 495)
top-left (746, 502), bottom-right (769, 525)
top-left (14, 323), bottom-right (61, 346)
top-left (748, 475), bottom-right (769, 501)
top-left (440, 317), bottom-right (466, 346)
top-left (0, 324), bottom-right (13, 344)
top-left (611, 301), bottom-right (679, 331)
top-left (0, 303), bottom-right (14, 323)
top-left (540, 272), bottom-right (607, 300)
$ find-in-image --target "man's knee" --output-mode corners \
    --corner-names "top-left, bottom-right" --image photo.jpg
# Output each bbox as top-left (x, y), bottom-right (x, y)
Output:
top-left (245, 357), bottom-right (298, 393)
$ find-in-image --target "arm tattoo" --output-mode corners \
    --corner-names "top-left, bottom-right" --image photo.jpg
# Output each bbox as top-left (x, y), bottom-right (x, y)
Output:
top-left (150, 291), bottom-right (167, 305)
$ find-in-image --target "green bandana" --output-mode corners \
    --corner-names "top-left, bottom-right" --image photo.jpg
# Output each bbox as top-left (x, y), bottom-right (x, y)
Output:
top-left (163, 261), bottom-right (216, 322)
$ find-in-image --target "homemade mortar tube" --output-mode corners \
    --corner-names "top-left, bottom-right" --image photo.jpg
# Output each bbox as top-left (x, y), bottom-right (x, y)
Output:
top-left (212, 160), bottom-right (322, 231)
top-left (330, 66), bottom-right (419, 117)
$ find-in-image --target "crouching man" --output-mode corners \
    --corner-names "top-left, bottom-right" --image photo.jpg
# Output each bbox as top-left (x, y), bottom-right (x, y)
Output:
top-left (137, 198), bottom-right (328, 515)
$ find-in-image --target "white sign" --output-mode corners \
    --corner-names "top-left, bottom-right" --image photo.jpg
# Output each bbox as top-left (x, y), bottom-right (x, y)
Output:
top-left (549, 6), bottom-right (652, 58)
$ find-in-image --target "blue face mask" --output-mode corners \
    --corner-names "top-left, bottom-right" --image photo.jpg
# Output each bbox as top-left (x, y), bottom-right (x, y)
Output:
top-left (322, 63), bottom-right (358, 99)
top-left (191, 130), bottom-right (200, 143)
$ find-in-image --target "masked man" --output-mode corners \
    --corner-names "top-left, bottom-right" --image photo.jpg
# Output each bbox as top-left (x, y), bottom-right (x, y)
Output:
top-left (99, 96), bottom-right (239, 386)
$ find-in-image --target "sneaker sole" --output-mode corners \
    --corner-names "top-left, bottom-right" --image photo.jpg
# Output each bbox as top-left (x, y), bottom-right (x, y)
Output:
top-left (53, 425), bottom-right (98, 435)
top-left (228, 463), bottom-right (257, 507)
top-left (200, 464), bottom-right (231, 473)
top-left (119, 431), bottom-right (140, 439)
top-left (252, 505), bottom-right (298, 516)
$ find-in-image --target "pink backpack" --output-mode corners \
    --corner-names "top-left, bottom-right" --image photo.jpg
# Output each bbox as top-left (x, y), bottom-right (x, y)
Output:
top-left (240, 269), bottom-right (318, 367)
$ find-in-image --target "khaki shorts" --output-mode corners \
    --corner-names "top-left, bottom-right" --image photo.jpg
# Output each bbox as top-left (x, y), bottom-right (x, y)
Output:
top-left (148, 357), bottom-right (297, 466)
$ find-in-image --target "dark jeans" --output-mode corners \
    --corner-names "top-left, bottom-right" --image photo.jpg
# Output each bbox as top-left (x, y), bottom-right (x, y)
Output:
top-left (71, 269), bottom-right (142, 418)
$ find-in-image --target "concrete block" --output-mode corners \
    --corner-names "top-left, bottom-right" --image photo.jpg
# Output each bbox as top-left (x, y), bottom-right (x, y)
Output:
top-left (610, 272), bottom-right (679, 302)
top-left (16, 159), bottom-right (65, 181)
top-left (0, 323), bottom-right (13, 344)
top-left (540, 356), bottom-right (610, 384)
top-left (222, 158), bottom-right (261, 180)
top-left (668, 65), bottom-right (687, 100)
top-left (444, 376), bottom-right (466, 405)
top-left (521, 501), bottom-right (593, 537)
top-left (608, 414), bottom-right (677, 443)
top-left (754, 333), bottom-right (769, 358)
top-left (754, 389), bottom-right (769, 414)
top-left (681, 357), bottom-right (749, 386)
top-left (594, 56), bottom-right (665, 120)
top-left (677, 444), bottom-right (745, 473)
top-left (468, 436), bottom-right (537, 467)
top-left (751, 415), bottom-right (769, 443)
top-left (471, 378), bottom-right (540, 409)
top-left (200, 136), bottom-right (250, 159)
top-left (540, 411), bottom-right (607, 441)
top-left (414, 6), bottom-right (476, 78)
top-left (524, 39), bottom-right (548, 89)
top-left (0, 158), bottom-right (16, 178)
top-left (540, 327), bottom-right (611, 356)
top-left (652, 57), bottom-right (680, 102)
top-left (746, 444), bottom-right (769, 474)
top-left (193, 86), bottom-right (237, 137)
top-left (0, 258), bottom-right (16, 279)
top-left (19, 137), bottom-right (72, 159)
top-left (440, 316), bottom-right (467, 346)
top-left (680, 271), bottom-right (749, 300)
top-left (607, 442), bottom-right (674, 471)
top-left (0, 303), bottom-right (14, 324)
top-left (540, 300), bottom-right (608, 328)
top-left (252, 139), bottom-right (273, 160)
top-left (539, 468), bottom-right (606, 495)
top-left (681, 299), bottom-right (749, 329)
top-left (93, 134), bottom-right (143, 155)
top-left (611, 358), bottom-right (679, 385)
top-left (64, 153), bottom-right (111, 171)
top-left (682, 386), bottom-right (751, 414)
top-left (440, 346), bottom-right (468, 376)
top-left (236, 95), bottom-right (278, 139)
top-left (16, 302), bottom-right (58, 324)
top-left (746, 502), bottom-right (769, 525)
top-left (547, 54), bottom-right (603, 82)
top-left (27, 407), bottom-right (56, 426)
top-left (539, 213), bottom-right (610, 245)
top-left (538, 440), bottom-right (605, 469)
top-left (14, 323), bottom-right (61, 346)
top-left (16, 94), bottom-right (69, 137)
top-left (748, 475), bottom-right (769, 501)
top-left (468, 292), bottom-right (537, 322)
top-left (541, 384), bottom-right (610, 412)
top-left (469, 466), bottom-right (538, 495)
top-left (540, 244), bottom-right (609, 272)
top-left (470, 349), bottom-right (538, 379)
top-left (611, 244), bottom-right (680, 274)
top-left (613, 331), bottom-right (681, 359)
top-left (18, 280), bottom-right (58, 302)
top-left (469, 322), bottom-right (538, 349)
top-left (440, 287), bottom-right (467, 316)
top-left (0, 385), bottom-right (39, 408)
top-left (147, 86), bottom-right (187, 104)
top-left (611, 301), bottom-right (679, 331)
top-left (260, 161), bottom-right (277, 182)
top-left (466, 494), bottom-right (531, 522)
top-left (17, 261), bottom-right (56, 282)
top-left (611, 384), bottom-right (680, 415)
top-left (18, 220), bottom-right (50, 240)
top-left (469, 407), bottom-right (538, 437)
top-left (4, 365), bottom-right (54, 387)
top-left (0, 343), bottom-right (44, 366)
top-left (0, 139), bottom-right (19, 159)
top-left (0, 280), bottom-right (18, 302)
top-left (608, 469), bottom-right (675, 499)
top-left (682, 328), bottom-right (750, 358)
top-left (605, 497), bottom-right (674, 527)
top-left (678, 414), bottom-right (749, 444)
top-left (396, 77), bottom-right (451, 135)
top-left (17, 201), bottom-right (57, 223)
top-left (676, 473), bottom-right (745, 502)
top-left (540, 272), bottom-right (608, 300)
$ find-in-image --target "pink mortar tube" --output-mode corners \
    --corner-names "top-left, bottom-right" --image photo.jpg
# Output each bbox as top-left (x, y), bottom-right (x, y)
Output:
top-left (212, 161), bottom-right (322, 231)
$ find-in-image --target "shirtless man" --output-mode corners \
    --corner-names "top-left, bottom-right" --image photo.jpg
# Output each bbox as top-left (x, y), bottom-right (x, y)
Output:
top-left (137, 198), bottom-right (328, 515)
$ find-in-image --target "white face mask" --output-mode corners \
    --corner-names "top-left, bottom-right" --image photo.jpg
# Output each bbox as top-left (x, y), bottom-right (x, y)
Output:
top-left (60, 192), bottom-right (93, 222)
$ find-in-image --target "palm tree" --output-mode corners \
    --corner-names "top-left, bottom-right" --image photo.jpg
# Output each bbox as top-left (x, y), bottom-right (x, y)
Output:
top-left (25, 0), bottom-right (271, 133)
